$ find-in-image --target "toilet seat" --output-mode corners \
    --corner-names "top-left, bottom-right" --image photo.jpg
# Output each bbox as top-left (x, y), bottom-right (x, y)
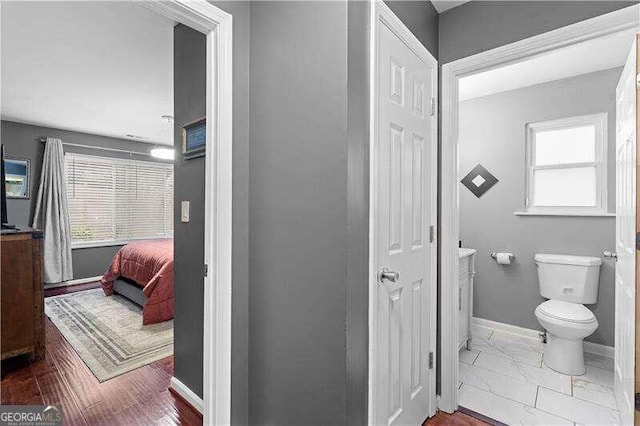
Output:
top-left (537, 300), bottom-right (596, 324)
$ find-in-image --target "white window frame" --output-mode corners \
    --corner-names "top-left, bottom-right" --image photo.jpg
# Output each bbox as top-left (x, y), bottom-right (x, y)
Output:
top-left (65, 152), bottom-right (174, 249)
top-left (524, 113), bottom-right (608, 216)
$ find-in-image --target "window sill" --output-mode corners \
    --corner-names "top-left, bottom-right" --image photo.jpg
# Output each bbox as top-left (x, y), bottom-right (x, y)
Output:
top-left (513, 211), bottom-right (615, 218)
top-left (71, 236), bottom-right (172, 250)
top-left (71, 241), bottom-right (129, 250)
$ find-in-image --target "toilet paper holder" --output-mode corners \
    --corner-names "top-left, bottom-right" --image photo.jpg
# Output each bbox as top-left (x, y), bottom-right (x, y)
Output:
top-left (490, 252), bottom-right (515, 261)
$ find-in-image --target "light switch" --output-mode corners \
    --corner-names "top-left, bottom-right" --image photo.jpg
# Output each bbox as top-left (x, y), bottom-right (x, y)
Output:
top-left (181, 201), bottom-right (190, 223)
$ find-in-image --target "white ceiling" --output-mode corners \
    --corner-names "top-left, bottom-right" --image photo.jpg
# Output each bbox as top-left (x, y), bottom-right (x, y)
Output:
top-left (1, 2), bottom-right (174, 145)
top-left (430, 1), bottom-right (471, 13)
top-left (459, 29), bottom-right (634, 101)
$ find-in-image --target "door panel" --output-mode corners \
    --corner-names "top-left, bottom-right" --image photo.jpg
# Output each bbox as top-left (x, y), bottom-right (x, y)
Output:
top-left (615, 35), bottom-right (636, 426)
top-left (373, 11), bottom-right (436, 425)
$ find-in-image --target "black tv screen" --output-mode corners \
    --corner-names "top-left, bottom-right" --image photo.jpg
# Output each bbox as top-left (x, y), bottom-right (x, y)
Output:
top-left (1, 144), bottom-right (8, 224)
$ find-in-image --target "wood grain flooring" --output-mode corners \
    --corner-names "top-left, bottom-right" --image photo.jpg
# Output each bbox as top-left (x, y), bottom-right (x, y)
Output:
top-left (423, 410), bottom-right (491, 426)
top-left (43, 281), bottom-right (102, 298)
top-left (9, 284), bottom-right (489, 426)
top-left (1, 316), bottom-right (201, 425)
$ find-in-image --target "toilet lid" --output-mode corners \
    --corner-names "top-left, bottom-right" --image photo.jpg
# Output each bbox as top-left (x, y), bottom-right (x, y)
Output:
top-left (537, 300), bottom-right (596, 324)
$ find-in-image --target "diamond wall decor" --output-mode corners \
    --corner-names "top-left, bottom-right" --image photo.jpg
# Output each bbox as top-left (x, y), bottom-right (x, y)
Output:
top-left (461, 164), bottom-right (498, 198)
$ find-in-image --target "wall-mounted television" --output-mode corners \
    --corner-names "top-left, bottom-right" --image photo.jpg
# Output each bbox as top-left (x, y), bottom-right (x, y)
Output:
top-left (1, 144), bottom-right (8, 224)
top-left (1, 144), bottom-right (15, 229)
top-left (4, 158), bottom-right (30, 199)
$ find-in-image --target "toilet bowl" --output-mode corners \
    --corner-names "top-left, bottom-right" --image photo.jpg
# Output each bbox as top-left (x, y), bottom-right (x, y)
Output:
top-left (535, 300), bottom-right (598, 375)
top-left (534, 254), bottom-right (602, 376)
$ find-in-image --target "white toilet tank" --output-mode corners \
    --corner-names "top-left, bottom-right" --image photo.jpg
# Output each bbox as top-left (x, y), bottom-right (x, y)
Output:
top-left (535, 254), bottom-right (602, 304)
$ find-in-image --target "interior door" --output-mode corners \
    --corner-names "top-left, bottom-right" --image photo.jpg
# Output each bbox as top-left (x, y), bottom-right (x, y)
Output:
top-left (372, 4), bottom-right (437, 425)
top-left (615, 35), bottom-right (637, 426)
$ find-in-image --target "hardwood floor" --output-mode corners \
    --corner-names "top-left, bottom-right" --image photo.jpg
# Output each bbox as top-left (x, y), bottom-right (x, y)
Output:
top-left (43, 281), bottom-right (102, 297)
top-left (424, 410), bottom-right (491, 426)
top-left (1, 317), bottom-right (201, 425)
top-left (11, 283), bottom-right (490, 426)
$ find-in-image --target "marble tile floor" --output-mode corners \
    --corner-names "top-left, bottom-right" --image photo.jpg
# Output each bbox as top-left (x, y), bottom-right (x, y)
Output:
top-left (459, 325), bottom-right (620, 426)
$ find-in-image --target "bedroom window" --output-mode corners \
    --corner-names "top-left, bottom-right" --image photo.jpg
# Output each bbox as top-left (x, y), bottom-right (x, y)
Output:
top-left (65, 153), bottom-right (174, 247)
top-left (524, 113), bottom-right (608, 216)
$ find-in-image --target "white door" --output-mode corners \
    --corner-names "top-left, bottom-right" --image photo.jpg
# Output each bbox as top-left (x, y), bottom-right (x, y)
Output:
top-left (371, 3), bottom-right (437, 425)
top-left (615, 36), bottom-right (636, 426)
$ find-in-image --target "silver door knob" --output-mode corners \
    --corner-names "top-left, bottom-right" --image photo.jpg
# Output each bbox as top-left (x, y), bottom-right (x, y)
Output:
top-left (379, 267), bottom-right (400, 283)
top-left (603, 251), bottom-right (618, 260)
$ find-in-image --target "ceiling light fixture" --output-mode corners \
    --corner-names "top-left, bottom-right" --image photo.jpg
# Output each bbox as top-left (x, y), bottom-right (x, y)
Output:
top-left (150, 147), bottom-right (175, 160)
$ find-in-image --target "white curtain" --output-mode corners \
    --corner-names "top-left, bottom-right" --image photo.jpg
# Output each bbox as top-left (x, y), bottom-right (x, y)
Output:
top-left (32, 138), bottom-right (73, 283)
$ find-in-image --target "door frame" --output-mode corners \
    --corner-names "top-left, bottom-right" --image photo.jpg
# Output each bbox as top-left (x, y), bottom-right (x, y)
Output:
top-left (635, 35), bottom-right (640, 426)
top-left (368, 0), bottom-right (439, 422)
top-left (439, 5), bottom-right (640, 413)
top-left (140, 1), bottom-right (233, 424)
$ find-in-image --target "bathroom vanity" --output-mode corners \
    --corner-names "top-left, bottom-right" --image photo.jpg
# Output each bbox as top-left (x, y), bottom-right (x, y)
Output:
top-left (459, 248), bottom-right (476, 349)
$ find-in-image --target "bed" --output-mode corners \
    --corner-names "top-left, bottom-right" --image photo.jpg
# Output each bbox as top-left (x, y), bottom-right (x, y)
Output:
top-left (101, 239), bottom-right (174, 325)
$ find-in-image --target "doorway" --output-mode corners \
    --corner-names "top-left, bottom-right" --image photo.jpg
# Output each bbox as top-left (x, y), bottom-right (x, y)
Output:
top-left (440, 4), bottom-right (639, 424)
top-left (0, 1), bottom-right (233, 423)
top-left (141, 2), bottom-right (233, 423)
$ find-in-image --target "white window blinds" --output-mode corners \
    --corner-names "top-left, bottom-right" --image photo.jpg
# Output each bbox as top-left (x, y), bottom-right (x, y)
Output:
top-left (65, 153), bottom-right (174, 246)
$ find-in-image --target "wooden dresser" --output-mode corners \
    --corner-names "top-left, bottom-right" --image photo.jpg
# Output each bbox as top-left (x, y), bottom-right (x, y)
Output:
top-left (1, 227), bottom-right (45, 361)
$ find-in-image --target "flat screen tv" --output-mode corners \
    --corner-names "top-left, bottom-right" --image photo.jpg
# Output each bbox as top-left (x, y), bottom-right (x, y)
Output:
top-left (1, 144), bottom-right (11, 227)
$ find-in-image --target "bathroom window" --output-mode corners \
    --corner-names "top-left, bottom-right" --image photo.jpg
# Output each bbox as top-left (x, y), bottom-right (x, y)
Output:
top-left (524, 113), bottom-right (608, 215)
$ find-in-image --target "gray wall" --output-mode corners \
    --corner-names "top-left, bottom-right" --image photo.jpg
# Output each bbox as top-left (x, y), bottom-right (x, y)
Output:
top-left (384, 0), bottom-right (439, 59)
top-left (248, 2), bottom-right (348, 424)
top-left (247, 3), bottom-right (437, 424)
top-left (439, 1), bottom-right (637, 64)
top-left (172, 1), bottom-right (250, 424)
top-left (173, 22), bottom-right (206, 401)
top-left (459, 68), bottom-right (621, 346)
top-left (346, 2), bottom-right (371, 425)
top-left (170, 2), bottom-right (437, 424)
top-left (245, 2), bottom-right (436, 424)
top-left (0, 119), bottom-right (163, 280)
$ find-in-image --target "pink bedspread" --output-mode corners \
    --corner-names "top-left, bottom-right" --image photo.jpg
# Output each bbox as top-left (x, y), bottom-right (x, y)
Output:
top-left (101, 239), bottom-right (174, 325)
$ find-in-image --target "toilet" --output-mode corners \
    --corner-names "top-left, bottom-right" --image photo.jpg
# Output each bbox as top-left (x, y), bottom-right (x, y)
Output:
top-left (534, 253), bottom-right (601, 375)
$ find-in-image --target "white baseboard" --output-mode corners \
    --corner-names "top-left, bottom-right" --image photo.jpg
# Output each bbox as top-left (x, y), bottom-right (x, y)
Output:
top-left (584, 341), bottom-right (615, 359)
top-left (170, 376), bottom-right (203, 414)
top-left (44, 276), bottom-right (102, 289)
top-left (473, 317), bottom-right (542, 341)
top-left (472, 317), bottom-right (614, 359)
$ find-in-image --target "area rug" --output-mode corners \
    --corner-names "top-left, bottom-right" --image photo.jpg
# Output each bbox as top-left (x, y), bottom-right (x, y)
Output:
top-left (45, 288), bottom-right (173, 382)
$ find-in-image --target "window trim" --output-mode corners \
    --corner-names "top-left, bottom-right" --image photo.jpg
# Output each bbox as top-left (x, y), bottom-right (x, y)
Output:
top-left (71, 236), bottom-right (171, 250)
top-left (524, 113), bottom-right (608, 216)
top-left (65, 152), bottom-right (174, 248)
